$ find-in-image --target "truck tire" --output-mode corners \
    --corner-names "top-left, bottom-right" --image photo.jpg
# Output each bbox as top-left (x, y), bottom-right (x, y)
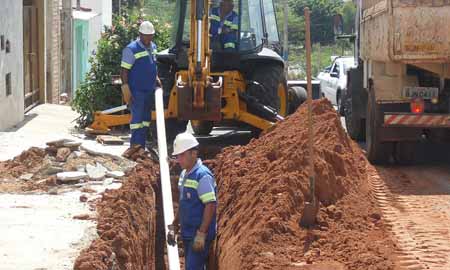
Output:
top-left (345, 95), bottom-right (365, 141)
top-left (191, 120), bottom-right (214, 136)
top-left (247, 64), bottom-right (289, 118)
top-left (394, 142), bottom-right (416, 165)
top-left (366, 87), bottom-right (393, 164)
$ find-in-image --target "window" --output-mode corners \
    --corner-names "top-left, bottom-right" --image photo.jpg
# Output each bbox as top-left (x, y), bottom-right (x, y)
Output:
top-left (263, 0), bottom-right (279, 43)
top-left (240, 0), bottom-right (264, 51)
top-left (332, 62), bottom-right (340, 75)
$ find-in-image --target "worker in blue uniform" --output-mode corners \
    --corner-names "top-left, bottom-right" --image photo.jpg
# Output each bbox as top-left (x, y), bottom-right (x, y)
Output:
top-left (120, 21), bottom-right (162, 158)
top-left (210, 0), bottom-right (239, 51)
top-left (167, 132), bottom-right (217, 270)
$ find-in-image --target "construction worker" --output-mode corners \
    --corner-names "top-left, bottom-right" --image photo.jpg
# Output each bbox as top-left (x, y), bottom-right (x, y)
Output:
top-left (120, 21), bottom-right (162, 157)
top-left (167, 132), bottom-right (217, 270)
top-left (210, 0), bottom-right (239, 51)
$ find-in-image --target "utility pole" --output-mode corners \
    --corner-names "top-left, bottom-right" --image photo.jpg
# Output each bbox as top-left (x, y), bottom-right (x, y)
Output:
top-left (283, 0), bottom-right (289, 75)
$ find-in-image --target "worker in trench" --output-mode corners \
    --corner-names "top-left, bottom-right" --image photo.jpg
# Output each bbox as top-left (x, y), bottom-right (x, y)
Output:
top-left (168, 132), bottom-right (217, 270)
top-left (210, 0), bottom-right (239, 51)
top-left (120, 21), bottom-right (162, 158)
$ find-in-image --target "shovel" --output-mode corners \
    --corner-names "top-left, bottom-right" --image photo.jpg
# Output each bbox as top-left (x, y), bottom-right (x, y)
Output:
top-left (300, 7), bottom-right (318, 228)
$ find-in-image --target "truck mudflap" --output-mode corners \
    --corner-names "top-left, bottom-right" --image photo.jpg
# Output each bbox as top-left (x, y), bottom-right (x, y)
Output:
top-left (384, 113), bottom-right (450, 128)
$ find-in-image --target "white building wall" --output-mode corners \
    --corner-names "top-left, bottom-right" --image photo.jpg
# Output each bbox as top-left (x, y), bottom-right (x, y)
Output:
top-left (0, 1), bottom-right (24, 130)
top-left (73, 0), bottom-right (112, 28)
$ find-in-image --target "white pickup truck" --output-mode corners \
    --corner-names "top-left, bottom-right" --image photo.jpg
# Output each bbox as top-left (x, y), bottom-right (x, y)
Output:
top-left (317, 56), bottom-right (356, 114)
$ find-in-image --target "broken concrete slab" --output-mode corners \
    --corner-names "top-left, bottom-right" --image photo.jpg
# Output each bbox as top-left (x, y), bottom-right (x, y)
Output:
top-left (103, 178), bottom-right (114, 186)
top-left (57, 172), bottom-right (88, 182)
top-left (80, 145), bottom-right (122, 161)
top-left (106, 171), bottom-right (125, 179)
top-left (43, 166), bottom-right (64, 175)
top-left (46, 138), bottom-right (75, 148)
top-left (19, 174), bottom-right (34, 181)
top-left (96, 135), bottom-right (124, 145)
top-left (86, 163), bottom-right (107, 181)
top-left (63, 141), bottom-right (82, 151)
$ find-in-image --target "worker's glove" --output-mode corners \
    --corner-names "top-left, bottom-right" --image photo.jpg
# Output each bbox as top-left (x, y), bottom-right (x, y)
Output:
top-left (192, 230), bottom-right (207, 252)
top-left (121, 84), bottom-right (132, 104)
top-left (167, 224), bottom-right (178, 246)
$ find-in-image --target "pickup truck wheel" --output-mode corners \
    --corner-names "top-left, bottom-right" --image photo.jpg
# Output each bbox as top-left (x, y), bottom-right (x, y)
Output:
top-left (366, 87), bottom-right (393, 164)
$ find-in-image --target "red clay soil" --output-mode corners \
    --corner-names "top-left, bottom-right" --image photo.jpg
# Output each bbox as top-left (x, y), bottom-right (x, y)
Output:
top-left (0, 147), bottom-right (46, 178)
top-left (0, 147), bottom-right (52, 192)
top-left (74, 159), bottom-right (159, 270)
top-left (209, 99), bottom-right (396, 270)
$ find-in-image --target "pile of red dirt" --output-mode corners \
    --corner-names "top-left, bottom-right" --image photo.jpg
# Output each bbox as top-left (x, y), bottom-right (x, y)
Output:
top-left (210, 99), bottom-right (396, 269)
top-left (0, 147), bottom-right (46, 178)
top-left (74, 159), bottom-right (158, 270)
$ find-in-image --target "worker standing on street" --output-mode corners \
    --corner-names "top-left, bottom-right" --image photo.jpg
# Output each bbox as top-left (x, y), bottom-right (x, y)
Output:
top-left (121, 21), bottom-right (162, 158)
top-left (210, 0), bottom-right (239, 51)
top-left (167, 132), bottom-right (217, 270)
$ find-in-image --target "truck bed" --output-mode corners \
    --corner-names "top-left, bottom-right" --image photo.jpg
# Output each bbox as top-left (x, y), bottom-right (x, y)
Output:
top-left (361, 0), bottom-right (450, 62)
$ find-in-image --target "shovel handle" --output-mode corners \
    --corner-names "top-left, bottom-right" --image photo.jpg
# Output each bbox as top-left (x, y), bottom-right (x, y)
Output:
top-left (305, 8), bottom-right (315, 200)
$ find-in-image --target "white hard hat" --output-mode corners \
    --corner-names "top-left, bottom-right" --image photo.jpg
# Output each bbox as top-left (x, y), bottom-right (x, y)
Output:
top-left (172, 132), bottom-right (199, 156)
top-left (139, 21), bottom-right (155, 35)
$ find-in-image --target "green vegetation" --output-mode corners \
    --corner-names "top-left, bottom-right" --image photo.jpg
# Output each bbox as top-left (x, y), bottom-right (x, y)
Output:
top-left (275, 0), bottom-right (356, 78)
top-left (71, 11), bottom-right (171, 127)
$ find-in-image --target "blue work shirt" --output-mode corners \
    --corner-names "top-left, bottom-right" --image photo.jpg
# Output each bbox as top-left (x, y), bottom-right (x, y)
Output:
top-left (210, 7), bottom-right (239, 51)
top-left (178, 159), bottom-right (217, 241)
top-left (121, 39), bottom-right (158, 92)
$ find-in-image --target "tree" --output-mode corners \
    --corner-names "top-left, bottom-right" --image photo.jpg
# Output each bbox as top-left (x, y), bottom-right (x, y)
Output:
top-left (340, 1), bottom-right (356, 34)
top-left (71, 11), bottom-right (171, 127)
top-left (289, 0), bottom-right (343, 44)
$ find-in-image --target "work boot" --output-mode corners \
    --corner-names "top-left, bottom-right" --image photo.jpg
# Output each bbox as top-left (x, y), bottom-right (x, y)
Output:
top-left (122, 144), bottom-right (141, 159)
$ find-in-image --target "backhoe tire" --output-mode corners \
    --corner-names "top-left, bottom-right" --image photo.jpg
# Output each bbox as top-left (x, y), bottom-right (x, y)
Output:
top-left (247, 64), bottom-right (289, 118)
top-left (191, 120), bottom-right (214, 136)
top-left (366, 87), bottom-right (393, 164)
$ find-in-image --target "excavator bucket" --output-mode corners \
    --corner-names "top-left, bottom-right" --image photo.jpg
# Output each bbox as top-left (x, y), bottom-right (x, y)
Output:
top-left (177, 84), bottom-right (222, 121)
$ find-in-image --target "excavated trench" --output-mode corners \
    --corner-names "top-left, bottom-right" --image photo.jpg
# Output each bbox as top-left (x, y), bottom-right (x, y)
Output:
top-left (74, 99), bottom-right (398, 270)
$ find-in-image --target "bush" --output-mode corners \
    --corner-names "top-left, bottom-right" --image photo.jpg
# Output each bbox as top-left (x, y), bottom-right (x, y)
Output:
top-left (72, 11), bottom-right (171, 127)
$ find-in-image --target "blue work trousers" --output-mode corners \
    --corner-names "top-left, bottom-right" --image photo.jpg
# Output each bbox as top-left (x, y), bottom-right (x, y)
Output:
top-left (130, 89), bottom-right (154, 147)
top-left (183, 239), bottom-right (211, 270)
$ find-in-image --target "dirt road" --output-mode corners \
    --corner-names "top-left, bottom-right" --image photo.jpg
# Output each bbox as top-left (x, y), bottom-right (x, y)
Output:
top-left (369, 163), bottom-right (450, 270)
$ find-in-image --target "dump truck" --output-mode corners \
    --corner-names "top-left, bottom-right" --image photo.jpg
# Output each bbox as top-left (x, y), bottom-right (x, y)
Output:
top-left (344, 0), bottom-right (450, 163)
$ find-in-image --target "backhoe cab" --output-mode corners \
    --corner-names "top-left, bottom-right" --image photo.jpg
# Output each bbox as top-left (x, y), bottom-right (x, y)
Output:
top-left (156, 0), bottom-right (301, 137)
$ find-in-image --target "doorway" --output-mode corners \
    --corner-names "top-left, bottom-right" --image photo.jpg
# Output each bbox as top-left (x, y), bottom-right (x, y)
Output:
top-left (23, 0), bottom-right (40, 111)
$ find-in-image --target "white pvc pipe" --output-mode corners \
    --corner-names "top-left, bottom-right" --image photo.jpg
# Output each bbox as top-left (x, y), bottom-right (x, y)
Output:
top-left (197, 20), bottom-right (202, 63)
top-left (155, 87), bottom-right (181, 270)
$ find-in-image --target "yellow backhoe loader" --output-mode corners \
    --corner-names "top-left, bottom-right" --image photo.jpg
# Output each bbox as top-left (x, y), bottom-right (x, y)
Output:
top-left (88, 0), bottom-right (310, 140)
